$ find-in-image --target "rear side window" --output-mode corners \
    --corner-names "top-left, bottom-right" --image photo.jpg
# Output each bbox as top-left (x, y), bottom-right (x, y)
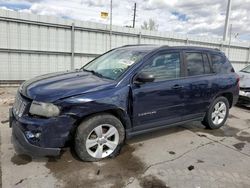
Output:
top-left (185, 53), bottom-right (204, 76)
top-left (210, 54), bottom-right (232, 73)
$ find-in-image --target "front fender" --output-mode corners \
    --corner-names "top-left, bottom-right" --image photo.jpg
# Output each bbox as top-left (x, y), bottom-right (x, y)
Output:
top-left (57, 86), bottom-right (132, 129)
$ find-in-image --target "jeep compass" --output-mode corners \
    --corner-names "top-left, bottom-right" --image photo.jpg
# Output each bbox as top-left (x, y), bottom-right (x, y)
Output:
top-left (10, 45), bottom-right (239, 161)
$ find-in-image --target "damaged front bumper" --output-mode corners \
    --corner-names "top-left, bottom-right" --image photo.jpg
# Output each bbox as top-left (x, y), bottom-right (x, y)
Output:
top-left (9, 108), bottom-right (76, 156)
top-left (12, 120), bottom-right (61, 156)
top-left (238, 90), bottom-right (250, 107)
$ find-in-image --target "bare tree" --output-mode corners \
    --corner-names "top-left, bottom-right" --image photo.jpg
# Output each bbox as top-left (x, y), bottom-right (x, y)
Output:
top-left (141, 19), bottom-right (158, 31)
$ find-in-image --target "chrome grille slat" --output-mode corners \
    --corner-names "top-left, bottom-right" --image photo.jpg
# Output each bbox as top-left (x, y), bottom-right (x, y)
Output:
top-left (13, 93), bottom-right (28, 117)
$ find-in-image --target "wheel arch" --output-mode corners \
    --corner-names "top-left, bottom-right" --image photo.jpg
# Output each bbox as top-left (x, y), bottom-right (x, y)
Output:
top-left (74, 108), bottom-right (132, 131)
top-left (206, 92), bottom-right (233, 114)
top-left (218, 92), bottom-right (233, 108)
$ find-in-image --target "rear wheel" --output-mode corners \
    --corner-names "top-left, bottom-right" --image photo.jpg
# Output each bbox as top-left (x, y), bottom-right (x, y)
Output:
top-left (75, 113), bottom-right (125, 161)
top-left (202, 96), bottom-right (229, 129)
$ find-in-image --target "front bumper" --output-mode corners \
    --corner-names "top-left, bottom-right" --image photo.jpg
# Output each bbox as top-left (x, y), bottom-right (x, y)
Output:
top-left (12, 120), bottom-right (61, 156)
top-left (10, 108), bottom-right (76, 156)
top-left (238, 95), bottom-right (250, 107)
top-left (238, 90), bottom-right (250, 106)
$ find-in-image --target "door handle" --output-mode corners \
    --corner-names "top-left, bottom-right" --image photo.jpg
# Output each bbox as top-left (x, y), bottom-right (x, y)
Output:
top-left (172, 85), bottom-right (183, 90)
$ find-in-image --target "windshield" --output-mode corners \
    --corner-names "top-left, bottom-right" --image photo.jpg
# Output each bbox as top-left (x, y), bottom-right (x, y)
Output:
top-left (240, 65), bottom-right (250, 73)
top-left (82, 48), bottom-right (151, 80)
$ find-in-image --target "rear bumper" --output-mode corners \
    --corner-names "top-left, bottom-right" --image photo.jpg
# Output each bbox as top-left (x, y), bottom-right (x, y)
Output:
top-left (12, 120), bottom-right (61, 156)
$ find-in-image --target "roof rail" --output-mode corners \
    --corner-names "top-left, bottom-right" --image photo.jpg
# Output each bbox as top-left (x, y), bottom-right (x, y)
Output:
top-left (121, 44), bottom-right (159, 47)
top-left (214, 48), bottom-right (221, 51)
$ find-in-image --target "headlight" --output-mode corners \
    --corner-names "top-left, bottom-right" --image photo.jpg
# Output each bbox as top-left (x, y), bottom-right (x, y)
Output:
top-left (239, 90), bottom-right (250, 98)
top-left (29, 101), bottom-right (60, 117)
top-left (239, 90), bottom-right (245, 96)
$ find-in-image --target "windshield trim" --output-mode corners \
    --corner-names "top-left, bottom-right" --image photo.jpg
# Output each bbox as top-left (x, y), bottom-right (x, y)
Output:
top-left (81, 49), bottom-right (115, 70)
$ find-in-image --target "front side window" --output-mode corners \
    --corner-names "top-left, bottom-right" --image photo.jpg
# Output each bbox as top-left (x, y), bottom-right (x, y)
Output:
top-left (186, 52), bottom-right (204, 76)
top-left (140, 52), bottom-right (181, 82)
top-left (83, 48), bottom-right (152, 80)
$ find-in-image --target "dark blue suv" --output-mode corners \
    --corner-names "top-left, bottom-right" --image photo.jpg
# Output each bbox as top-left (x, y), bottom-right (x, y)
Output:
top-left (10, 45), bottom-right (239, 161)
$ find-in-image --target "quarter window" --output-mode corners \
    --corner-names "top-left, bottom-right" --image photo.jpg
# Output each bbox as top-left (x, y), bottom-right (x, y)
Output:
top-left (210, 54), bottom-right (230, 73)
top-left (141, 52), bottom-right (180, 82)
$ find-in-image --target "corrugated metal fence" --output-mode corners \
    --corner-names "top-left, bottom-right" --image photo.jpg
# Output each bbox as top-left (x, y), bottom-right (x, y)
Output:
top-left (0, 9), bottom-right (250, 83)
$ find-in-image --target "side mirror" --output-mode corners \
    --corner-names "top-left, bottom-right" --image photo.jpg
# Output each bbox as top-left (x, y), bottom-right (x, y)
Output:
top-left (134, 72), bottom-right (155, 84)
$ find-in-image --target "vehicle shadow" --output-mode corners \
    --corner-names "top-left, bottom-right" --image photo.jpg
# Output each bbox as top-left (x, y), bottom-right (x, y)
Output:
top-left (127, 125), bottom-right (187, 145)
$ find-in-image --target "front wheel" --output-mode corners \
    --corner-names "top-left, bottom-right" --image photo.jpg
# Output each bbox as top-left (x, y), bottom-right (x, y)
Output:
top-left (75, 113), bottom-right (125, 161)
top-left (202, 96), bottom-right (229, 129)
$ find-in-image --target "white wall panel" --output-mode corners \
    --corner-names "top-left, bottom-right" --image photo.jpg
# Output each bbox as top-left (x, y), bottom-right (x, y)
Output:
top-left (0, 8), bottom-right (249, 82)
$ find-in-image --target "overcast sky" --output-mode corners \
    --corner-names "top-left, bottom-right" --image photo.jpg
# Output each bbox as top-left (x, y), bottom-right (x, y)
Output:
top-left (0, 0), bottom-right (250, 41)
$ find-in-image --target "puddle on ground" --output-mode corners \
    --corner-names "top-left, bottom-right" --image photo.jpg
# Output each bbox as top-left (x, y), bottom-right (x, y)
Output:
top-left (46, 144), bottom-right (145, 188)
top-left (11, 154), bottom-right (32, 165)
top-left (239, 131), bottom-right (250, 137)
top-left (139, 175), bottom-right (169, 188)
top-left (233, 142), bottom-right (246, 151)
top-left (184, 121), bottom-right (250, 143)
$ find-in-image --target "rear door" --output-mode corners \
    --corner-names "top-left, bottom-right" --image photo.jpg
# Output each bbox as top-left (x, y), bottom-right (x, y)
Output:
top-left (181, 51), bottom-right (214, 120)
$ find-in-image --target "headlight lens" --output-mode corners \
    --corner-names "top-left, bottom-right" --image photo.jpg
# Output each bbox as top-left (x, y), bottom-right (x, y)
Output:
top-left (29, 101), bottom-right (60, 117)
top-left (239, 90), bottom-right (250, 98)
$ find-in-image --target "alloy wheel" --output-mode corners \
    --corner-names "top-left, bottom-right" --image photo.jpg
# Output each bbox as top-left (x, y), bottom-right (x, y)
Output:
top-left (86, 124), bottom-right (119, 159)
top-left (211, 101), bottom-right (227, 125)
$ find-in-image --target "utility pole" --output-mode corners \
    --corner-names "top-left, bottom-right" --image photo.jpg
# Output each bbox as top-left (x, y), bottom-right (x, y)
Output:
top-left (228, 24), bottom-right (232, 57)
top-left (132, 3), bottom-right (137, 28)
top-left (109, 0), bottom-right (113, 49)
top-left (71, 23), bottom-right (75, 70)
top-left (223, 0), bottom-right (232, 41)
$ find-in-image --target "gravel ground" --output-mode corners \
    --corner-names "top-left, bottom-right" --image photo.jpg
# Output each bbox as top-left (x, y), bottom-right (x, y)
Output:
top-left (1, 87), bottom-right (250, 188)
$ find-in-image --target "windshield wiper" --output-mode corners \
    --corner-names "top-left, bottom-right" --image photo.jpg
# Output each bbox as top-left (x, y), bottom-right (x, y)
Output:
top-left (82, 68), bottom-right (102, 77)
top-left (82, 68), bottom-right (112, 80)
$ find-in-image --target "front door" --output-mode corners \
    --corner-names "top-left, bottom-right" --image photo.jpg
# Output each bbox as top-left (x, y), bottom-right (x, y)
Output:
top-left (131, 51), bottom-right (185, 131)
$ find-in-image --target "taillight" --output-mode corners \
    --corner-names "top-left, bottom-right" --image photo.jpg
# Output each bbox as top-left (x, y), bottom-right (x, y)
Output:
top-left (236, 74), bottom-right (240, 89)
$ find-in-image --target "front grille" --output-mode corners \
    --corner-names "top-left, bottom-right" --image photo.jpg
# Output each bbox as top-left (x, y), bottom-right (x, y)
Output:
top-left (240, 87), bottom-right (250, 92)
top-left (13, 93), bottom-right (29, 117)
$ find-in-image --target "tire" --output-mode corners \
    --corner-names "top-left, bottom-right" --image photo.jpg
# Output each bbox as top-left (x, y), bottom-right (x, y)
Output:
top-left (75, 113), bottom-right (125, 162)
top-left (202, 96), bottom-right (229, 129)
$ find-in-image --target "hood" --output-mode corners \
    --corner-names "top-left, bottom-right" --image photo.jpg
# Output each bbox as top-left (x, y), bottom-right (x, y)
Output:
top-left (20, 70), bottom-right (115, 102)
top-left (238, 71), bottom-right (250, 88)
